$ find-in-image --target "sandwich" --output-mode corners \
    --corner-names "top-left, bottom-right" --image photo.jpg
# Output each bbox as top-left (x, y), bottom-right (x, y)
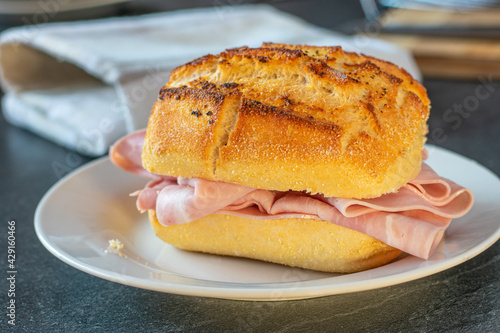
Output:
top-left (110, 43), bottom-right (474, 273)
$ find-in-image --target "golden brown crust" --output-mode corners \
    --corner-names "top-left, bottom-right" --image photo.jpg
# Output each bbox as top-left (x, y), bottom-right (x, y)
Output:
top-left (142, 85), bottom-right (242, 180)
top-left (142, 44), bottom-right (430, 198)
top-left (148, 210), bottom-right (402, 273)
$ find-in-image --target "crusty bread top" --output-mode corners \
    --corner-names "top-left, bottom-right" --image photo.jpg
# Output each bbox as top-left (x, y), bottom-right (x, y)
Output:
top-left (142, 43), bottom-right (430, 198)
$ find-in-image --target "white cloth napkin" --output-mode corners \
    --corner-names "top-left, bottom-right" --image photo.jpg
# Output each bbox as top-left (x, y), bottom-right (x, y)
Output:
top-left (0, 4), bottom-right (421, 156)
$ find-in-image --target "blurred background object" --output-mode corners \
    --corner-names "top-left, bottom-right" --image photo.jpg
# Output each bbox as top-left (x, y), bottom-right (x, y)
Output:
top-left (0, 1), bottom-right (366, 30)
top-left (0, 0), bottom-right (304, 27)
top-left (0, 0), bottom-right (132, 26)
top-left (357, 0), bottom-right (500, 79)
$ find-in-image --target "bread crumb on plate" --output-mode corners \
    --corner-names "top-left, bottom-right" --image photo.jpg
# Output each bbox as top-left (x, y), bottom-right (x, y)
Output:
top-left (104, 239), bottom-right (126, 257)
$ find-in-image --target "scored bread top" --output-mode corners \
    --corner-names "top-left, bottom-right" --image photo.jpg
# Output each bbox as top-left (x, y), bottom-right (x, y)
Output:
top-left (142, 43), bottom-right (430, 199)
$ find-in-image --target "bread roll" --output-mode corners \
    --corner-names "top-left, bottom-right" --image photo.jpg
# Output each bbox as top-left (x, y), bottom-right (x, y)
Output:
top-left (148, 210), bottom-right (402, 273)
top-left (142, 43), bottom-right (429, 199)
top-left (140, 44), bottom-right (429, 273)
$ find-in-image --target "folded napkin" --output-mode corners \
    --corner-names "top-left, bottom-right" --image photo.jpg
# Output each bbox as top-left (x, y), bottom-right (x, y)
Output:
top-left (0, 4), bottom-right (421, 156)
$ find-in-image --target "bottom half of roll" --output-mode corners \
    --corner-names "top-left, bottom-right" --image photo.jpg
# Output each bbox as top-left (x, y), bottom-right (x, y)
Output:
top-left (148, 210), bottom-right (402, 273)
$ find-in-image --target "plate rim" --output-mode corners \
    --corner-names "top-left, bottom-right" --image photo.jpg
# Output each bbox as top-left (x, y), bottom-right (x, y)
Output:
top-left (34, 146), bottom-right (500, 301)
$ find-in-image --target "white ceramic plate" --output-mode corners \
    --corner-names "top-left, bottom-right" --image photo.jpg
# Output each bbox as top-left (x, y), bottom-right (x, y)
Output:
top-left (35, 146), bottom-right (500, 301)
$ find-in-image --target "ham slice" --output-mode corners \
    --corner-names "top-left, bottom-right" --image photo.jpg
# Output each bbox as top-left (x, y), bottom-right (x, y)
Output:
top-left (110, 130), bottom-right (474, 260)
top-left (110, 130), bottom-right (152, 178)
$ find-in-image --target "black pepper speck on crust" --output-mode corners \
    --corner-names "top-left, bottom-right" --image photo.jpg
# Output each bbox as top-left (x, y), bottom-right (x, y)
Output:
top-left (191, 108), bottom-right (202, 117)
top-left (221, 82), bottom-right (239, 88)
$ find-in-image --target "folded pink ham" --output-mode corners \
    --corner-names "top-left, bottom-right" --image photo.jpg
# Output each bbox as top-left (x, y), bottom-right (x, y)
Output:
top-left (110, 130), bottom-right (474, 260)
